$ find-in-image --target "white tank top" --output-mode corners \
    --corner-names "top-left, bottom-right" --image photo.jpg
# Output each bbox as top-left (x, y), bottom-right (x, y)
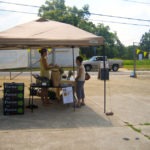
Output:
top-left (77, 64), bottom-right (85, 81)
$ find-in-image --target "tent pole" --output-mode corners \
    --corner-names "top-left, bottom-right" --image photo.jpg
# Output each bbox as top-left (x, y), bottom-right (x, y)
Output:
top-left (30, 49), bottom-right (32, 83)
top-left (10, 72), bottom-right (11, 80)
top-left (103, 45), bottom-right (106, 113)
top-left (72, 46), bottom-right (75, 77)
top-left (53, 48), bottom-right (56, 65)
top-left (71, 46), bottom-right (76, 112)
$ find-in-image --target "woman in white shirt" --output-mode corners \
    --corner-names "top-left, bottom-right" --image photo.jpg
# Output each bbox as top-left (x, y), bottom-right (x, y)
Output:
top-left (75, 56), bottom-right (85, 107)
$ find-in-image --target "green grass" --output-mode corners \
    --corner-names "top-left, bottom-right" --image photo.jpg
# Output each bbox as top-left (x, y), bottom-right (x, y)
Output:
top-left (142, 122), bottom-right (150, 140)
top-left (144, 135), bottom-right (150, 140)
top-left (143, 123), bottom-right (150, 126)
top-left (123, 59), bottom-right (150, 65)
top-left (123, 59), bottom-right (150, 70)
top-left (124, 122), bottom-right (141, 133)
top-left (124, 65), bottom-right (150, 71)
top-left (128, 125), bottom-right (141, 133)
top-left (124, 122), bottom-right (150, 140)
top-left (139, 122), bottom-right (150, 126)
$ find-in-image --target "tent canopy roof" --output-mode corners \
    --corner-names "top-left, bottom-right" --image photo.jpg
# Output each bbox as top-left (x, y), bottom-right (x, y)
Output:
top-left (0, 18), bottom-right (104, 49)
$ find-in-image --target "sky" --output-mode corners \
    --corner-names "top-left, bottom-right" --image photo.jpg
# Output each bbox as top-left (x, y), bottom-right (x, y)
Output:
top-left (0, 0), bottom-right (150, 46)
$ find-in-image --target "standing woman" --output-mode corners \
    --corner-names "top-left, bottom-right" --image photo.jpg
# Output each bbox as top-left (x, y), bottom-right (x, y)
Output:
top-left (75, 56), bottom-right (86, 107)
top-left (39, 48), bottom-right (53, 104)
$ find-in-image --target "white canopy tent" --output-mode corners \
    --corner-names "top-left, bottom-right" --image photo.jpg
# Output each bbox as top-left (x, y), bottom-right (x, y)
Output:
top-left (0, 18), bottom-right (104, 73)
top-left (0, 18), bottom-right (108, 113)
top-left (0, 18), bottom-right (104, 49)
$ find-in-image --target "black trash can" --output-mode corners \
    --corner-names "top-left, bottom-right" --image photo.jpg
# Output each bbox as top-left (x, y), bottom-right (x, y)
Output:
top-left (100, 68), bottom-right (109, 80)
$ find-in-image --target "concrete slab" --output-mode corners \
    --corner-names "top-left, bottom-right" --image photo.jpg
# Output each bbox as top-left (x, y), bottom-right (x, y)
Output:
top-left (0, 127), bottom-right (149, 150)
top-left (0, 73), bottom-right (149, 149)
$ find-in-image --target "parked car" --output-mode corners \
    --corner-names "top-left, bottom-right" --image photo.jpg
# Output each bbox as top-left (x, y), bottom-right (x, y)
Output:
top-left (83, 56), bottom-right (123, 72)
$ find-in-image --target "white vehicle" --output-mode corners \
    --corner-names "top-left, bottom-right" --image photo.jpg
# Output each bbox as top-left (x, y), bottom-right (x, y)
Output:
top-left (83, 56), bottom-right (123, 72)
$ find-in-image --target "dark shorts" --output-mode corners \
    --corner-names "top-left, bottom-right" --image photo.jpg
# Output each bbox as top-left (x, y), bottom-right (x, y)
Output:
top-left (76, 81), bottom-right (85, 100)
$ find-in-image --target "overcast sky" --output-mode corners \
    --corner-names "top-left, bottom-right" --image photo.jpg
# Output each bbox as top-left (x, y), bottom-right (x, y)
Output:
top-left (0, 0), bottom-right (150, 46)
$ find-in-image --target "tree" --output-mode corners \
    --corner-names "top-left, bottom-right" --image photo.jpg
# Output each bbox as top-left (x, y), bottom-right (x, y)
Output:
top-left (38, 0), bottom-right (66, 22)
top-left (94, 24), bottom-right (126, 58)
top-left (39, 0), bottom-right (90, 26)
top-left (38, 0), bottom-right (125, 59)
top-left (140, 30), bottom-right (150, 52)
top-left (125, 46), bottom-right (135, 60)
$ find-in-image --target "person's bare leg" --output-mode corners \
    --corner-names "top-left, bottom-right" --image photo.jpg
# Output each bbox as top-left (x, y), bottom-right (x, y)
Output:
top-left (77, 99), bottom-right (81, 107)
top-left (81, 99), bottom-right (85, 105)
top-left (40, 88), bottom-right (49, 104)
top-left (41, 88), bottom-right (46, 104)
top-left (43, 88), bottom-right (50, 104)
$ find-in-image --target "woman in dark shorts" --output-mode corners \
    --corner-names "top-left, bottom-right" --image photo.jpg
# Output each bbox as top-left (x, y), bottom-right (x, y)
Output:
top-left (75, 56), bottom-right (85, 107)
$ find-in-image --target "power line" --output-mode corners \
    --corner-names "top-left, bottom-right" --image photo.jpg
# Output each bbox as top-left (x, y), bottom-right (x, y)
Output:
top-left (1, 7), bottom-right (150, 23)
top-left (0, 9), bottom-right (37, 15)
top-left (0, 1), bottom-right (40, 8)
top-left (0, 1), bottom-right (150, 22)
top-left (90, 13), bottom-right (150, 22)
top-left (89, 19), bottom-right (150, 27)
top-left (124, 0), bottom-right (150, 5)
top-left (2, 0), bottom-right (150, 6)
top-left (0, 8), bottom-right (149, 27)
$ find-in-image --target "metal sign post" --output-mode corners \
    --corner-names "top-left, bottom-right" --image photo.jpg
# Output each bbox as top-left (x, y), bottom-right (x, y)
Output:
top-left (132, 42), bottom-right (138, 78)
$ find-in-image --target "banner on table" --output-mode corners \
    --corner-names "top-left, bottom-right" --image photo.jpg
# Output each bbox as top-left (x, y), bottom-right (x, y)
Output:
top-left (62, 87), bottom-right (73, 104)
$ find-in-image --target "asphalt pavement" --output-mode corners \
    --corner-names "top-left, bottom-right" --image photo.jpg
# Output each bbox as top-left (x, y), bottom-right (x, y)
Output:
top-left (0, 69), bottom-right (149, 150)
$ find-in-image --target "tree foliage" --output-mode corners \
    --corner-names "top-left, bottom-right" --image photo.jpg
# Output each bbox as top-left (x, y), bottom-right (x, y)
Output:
top-left (38, 0), bottom-right (148, 60)
top-left (39, 0), bottom-right (90, 26)
top-left (140, 30), bottom-right (150, 52)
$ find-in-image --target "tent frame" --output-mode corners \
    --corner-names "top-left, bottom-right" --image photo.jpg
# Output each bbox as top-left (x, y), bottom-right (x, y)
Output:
top-left (0, 18), bottom-right (107, 114)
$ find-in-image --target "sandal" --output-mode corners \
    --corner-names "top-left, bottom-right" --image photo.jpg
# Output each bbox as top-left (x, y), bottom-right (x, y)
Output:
top-left (41, 99), bottom-right (49, 104)
top-left (42, 101), bottom-right (50, 105)
top-left (75, 104), bottom-right (81, 108)
top-left (49, 100), bottom-right (54, 104)
top-left (81, 103), bottom-right (85, 106)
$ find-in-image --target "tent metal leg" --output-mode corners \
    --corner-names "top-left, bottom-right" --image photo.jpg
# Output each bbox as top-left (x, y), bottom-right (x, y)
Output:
top-left (103, 45), bottom-right (106, 113)
top-left (72, 46), bottom-right (76, 112)
top-left (72, 46), bottom-right (75, 77)
top-left (10, 72), bottom-right (11, 80)
top-left (104, 77), bottom-right (106, 113)
top-left (30, 49), bottom-right (32, 83)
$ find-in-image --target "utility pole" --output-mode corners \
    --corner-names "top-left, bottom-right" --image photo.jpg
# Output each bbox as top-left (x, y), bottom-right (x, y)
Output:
top-left (132, 42), bottom-right (139, 78)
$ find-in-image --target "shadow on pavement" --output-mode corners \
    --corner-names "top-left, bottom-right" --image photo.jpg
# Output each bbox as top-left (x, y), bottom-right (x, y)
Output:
top-left (0, 98), bottom-right (113, 130)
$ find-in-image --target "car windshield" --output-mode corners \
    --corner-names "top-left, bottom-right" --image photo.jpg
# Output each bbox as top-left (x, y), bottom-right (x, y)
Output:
top-left (89, 56), bottom-right (96, 61)
top-left (89, 56), bottom-right (107, 61)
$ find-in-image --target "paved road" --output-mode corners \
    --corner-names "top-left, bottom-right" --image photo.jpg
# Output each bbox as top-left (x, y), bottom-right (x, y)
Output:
top-left (0, 73), bottom-right (150, 150)
top-left (89, 70), bottom-right (150, 77)
top-left (0, 69), bottom-right (150, 79)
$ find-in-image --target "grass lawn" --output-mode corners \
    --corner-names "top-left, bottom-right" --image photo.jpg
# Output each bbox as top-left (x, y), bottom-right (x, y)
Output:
top-left (124, 65), bottom-right (150, 71)
top-left (123, 59), bottom-right (150, 71)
